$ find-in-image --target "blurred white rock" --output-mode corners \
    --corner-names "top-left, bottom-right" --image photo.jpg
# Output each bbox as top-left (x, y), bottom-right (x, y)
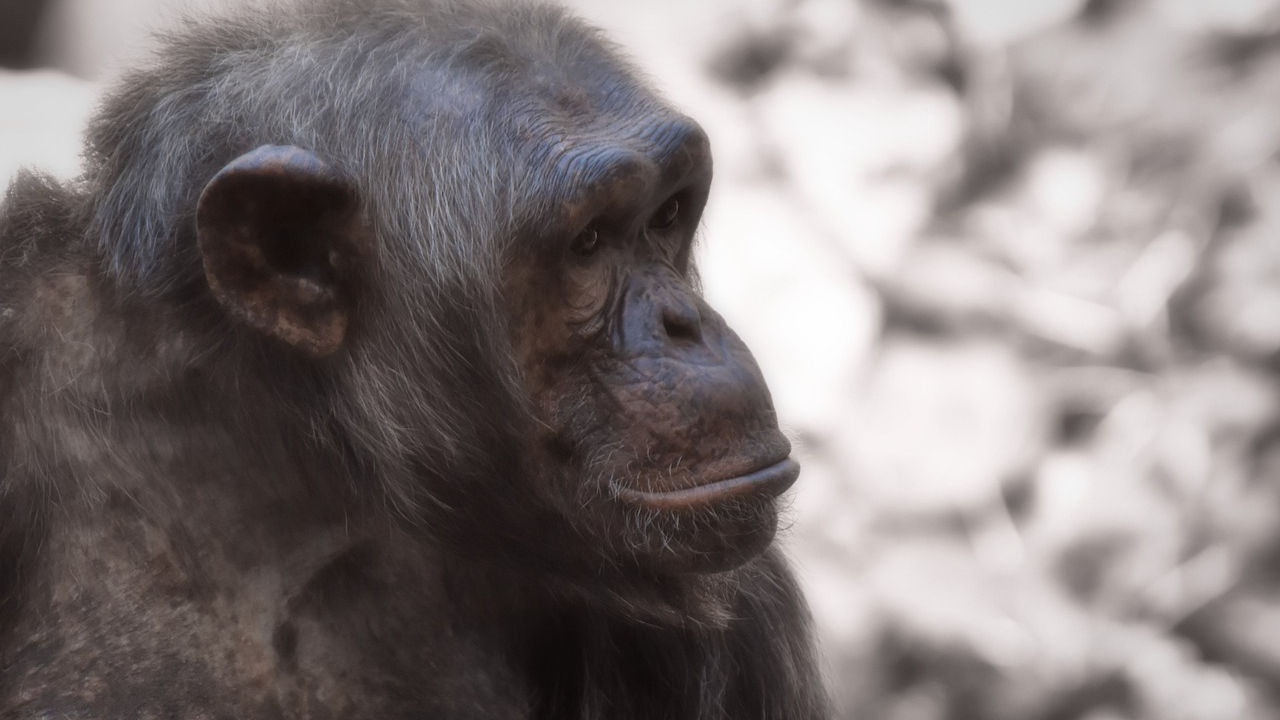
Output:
top-left (946, 0), bottom-right (1085, 46)
top-left (1157, 0), bottom-right (1280, 33)
top-left (0, 70), bottom-right (96, 185)
top-left (840, 338), bottom-right (1045, 517)
top-left (753, 72), bottom-right (956, 274)
top-left (790, 0), bottom-right (863, 65)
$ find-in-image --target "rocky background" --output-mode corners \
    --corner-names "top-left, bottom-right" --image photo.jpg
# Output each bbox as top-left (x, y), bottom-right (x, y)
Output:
top-left (5, 0), bottom-right (1280, 718)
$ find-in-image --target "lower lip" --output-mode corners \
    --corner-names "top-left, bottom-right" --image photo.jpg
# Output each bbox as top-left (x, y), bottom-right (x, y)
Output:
top-left (615, 457), bottom-right (801, 510)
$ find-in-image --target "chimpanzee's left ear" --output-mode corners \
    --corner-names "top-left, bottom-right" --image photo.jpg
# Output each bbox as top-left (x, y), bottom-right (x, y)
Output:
top-left (196, 144), bottom-right (371, 358)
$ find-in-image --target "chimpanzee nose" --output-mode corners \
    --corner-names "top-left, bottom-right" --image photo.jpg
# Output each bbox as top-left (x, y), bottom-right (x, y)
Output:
top-left (619, 270), bottom-right (719, 358)
top-left (661, 296), bottom-right (703, 345)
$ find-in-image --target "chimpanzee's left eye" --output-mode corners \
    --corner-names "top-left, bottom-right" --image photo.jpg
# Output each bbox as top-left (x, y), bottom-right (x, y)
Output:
top-left (649, 197), bottom-right (680, 231)
top-left (572, 226), bottom-right (600, 256)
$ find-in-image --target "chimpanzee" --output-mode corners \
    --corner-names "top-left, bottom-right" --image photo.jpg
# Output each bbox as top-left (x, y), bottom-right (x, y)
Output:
top-left (0, 1), bottom-right (828, 717)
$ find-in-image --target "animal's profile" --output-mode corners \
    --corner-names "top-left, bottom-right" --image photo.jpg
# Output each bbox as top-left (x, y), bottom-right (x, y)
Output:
top-left (0, 1), bottom-right (828, 717)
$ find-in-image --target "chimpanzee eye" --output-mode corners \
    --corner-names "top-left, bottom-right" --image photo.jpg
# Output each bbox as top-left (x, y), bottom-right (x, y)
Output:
top-left (571, 226), bottom-right (600, 256)
top-left (649, 197), bottom-right (680, 231)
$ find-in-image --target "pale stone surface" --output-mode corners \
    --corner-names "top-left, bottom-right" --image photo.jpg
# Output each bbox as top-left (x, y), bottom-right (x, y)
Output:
top-left (0, 70), bottom-right (94, 182)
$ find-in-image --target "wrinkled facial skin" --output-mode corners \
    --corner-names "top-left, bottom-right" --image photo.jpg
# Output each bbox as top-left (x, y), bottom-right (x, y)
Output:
top-left (505, 121), bottom-right (797, 574)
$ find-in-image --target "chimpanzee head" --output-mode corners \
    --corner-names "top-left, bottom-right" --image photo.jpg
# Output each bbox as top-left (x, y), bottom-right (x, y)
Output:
top-left (92, 0), bottom-right (796, 596)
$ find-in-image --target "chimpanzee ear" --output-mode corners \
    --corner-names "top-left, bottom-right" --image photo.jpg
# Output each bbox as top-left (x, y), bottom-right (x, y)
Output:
top-left (196, 144), bottom-right (370, 358)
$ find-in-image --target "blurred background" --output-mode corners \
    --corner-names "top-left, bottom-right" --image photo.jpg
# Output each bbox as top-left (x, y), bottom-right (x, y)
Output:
top-left (5, 0), bottom-right (1280, 717)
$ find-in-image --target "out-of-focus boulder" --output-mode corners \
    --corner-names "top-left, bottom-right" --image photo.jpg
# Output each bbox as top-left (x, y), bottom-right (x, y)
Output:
top-left (0, 70), bottom-right (95, 185)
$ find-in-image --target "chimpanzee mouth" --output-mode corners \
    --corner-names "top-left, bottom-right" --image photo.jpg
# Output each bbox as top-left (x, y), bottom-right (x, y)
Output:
top-left (614, 457), bottom-right (800, 510)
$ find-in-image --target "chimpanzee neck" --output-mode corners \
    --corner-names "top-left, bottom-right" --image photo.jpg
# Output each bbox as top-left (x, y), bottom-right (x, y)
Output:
top-left (5, 283), bottom-right (532, 714)
top-left (2, 238), bottom-right (386, 600)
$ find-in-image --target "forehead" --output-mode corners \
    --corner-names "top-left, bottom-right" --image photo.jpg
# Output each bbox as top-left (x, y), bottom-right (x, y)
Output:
top-left (504, 59), bottom-right (711, 228)
top-left (399, 9), bottom-right (711, 230)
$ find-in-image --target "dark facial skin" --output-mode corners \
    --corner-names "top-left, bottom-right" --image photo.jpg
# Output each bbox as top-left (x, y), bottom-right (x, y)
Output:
top-left (504, 122), bottom-right (798, 573)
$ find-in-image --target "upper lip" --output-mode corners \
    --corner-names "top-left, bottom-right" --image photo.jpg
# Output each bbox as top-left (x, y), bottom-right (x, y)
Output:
top-left (613, 457), bottom-right (801, 509)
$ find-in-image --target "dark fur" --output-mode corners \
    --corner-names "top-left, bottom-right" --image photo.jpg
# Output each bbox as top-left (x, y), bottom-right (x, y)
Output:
top-left (0, 1), bottom-right (829, 717)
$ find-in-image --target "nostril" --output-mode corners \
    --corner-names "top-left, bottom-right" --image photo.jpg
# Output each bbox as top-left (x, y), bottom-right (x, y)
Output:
top-left (661, 301), bottom-right (703, 344)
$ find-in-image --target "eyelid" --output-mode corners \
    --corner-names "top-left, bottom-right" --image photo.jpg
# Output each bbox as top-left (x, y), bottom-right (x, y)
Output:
top-left (650, 196), bottom-right (681, 230)
top-left (571, 226), bottom-right (600, 255)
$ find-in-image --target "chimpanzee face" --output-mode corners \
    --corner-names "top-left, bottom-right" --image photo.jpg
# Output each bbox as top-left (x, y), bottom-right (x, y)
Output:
top-left (501, 112), bottom-right (796, 573)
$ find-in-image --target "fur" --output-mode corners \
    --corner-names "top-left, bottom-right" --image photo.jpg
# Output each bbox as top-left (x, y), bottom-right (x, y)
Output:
top-left (0, 1), bottom-right (830, 717)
